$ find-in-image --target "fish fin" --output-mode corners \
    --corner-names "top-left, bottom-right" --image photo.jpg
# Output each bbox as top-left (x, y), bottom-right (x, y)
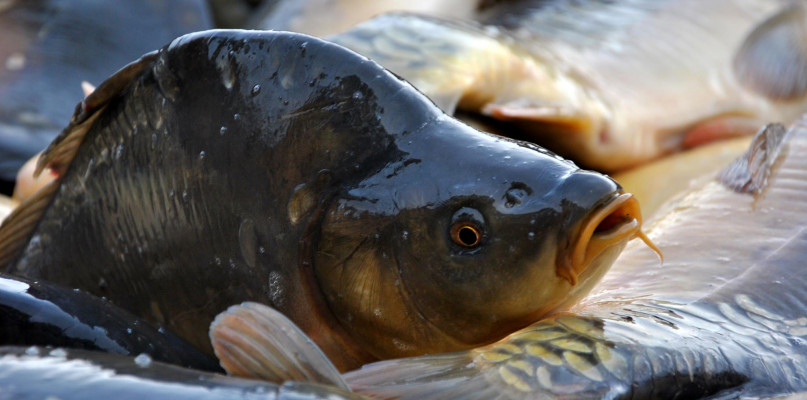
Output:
top-left (482, 100), bottom-right (595, 135)
top-left (734, 4), bottom-right (807, 101)
top-left (717, 123), bottom-right (788, 194)
top-left (0, 178), bottom-right (60, 269)
top-left (209, 302), bottom-right (350, 390)
top-left (81, 81), bottom-right (96, 98)
top-left (345, 351), bottom-right (500, 400)
top-left (35, 51), bottom-right (158, 177)
top-left (682, 115), bottom-right (763, 148)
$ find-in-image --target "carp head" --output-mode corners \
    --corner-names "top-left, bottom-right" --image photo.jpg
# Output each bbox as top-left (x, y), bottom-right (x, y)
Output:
top-left (312, 115), bottom-right (651, 362)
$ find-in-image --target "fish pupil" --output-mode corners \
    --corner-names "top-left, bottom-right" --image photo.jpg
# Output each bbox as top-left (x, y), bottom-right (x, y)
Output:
top-left (454, 224), bottom-right (481, 247)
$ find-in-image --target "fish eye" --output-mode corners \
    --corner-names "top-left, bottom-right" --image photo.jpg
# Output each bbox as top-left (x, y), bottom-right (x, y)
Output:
top-left (451, 223), bottom-right (482, 247)
top-left (449, 207), bottom-right (486, 248)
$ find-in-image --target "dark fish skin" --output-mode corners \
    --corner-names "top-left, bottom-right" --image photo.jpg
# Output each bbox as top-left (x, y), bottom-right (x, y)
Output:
top-left (0, 273), bottom-right (220, 371)
top-left (1, 30), bottom-right (636, 371)
top-left (0, 0), bottom-right (212, 183)
top-left (343, 122), bottom-right (807, 399)
top-left (0, 346), bottom-right (364, 400)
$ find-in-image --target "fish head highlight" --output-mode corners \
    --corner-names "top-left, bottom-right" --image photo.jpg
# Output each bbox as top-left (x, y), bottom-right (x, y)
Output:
top-left (314, 115), bottom-right (644, 359)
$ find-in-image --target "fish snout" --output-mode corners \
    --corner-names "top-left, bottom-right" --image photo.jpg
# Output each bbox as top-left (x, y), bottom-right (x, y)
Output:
top-left (550, 171), bottom-right (650, 286)
top-left (561, 192), bottom-right (642, 285)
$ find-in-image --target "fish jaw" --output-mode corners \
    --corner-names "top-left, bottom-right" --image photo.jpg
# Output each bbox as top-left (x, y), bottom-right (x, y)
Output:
top-left (561, 192), bottom-right (642, 286)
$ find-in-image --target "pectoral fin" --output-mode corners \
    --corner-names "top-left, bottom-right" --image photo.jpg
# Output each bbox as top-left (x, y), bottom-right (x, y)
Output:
top-left (734, 4), bottom-right (807, 101)
top-left (718, 123), bottom-right (788, 194)
top-left (682, 115), bottom-right (764, 148)
top-left (209, 302), bottom-right (349, 390)
top-left (481, 100), bottom-right (596, 137)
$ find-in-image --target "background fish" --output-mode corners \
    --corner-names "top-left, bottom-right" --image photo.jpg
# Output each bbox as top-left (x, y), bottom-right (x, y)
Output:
top-left (250, 0), bottom-right (482, 38)
top-left (613, 136), bottom-right (752, 220)
top-left (0, 30), bottom-right (649, 371)
top-left (341, 120), bottom-right (807, 398)
top-left (0, 346), bottom-right (364, 400)
top-left (330, 1), bottom-right (807, 171)
top-left (0, 273), bottom-right (220, 371)
top-left (0, 0), bottom-right (212, 189)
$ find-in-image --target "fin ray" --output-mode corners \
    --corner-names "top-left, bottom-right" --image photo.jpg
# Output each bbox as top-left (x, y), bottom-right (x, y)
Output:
top-left (0, 180), bottom-right (60, 270)
top-left (210, 302), bottom-right (349, 390)
top-left (35, 51), bottom-right (158, 177)
top-left (717, 123), bottom-right (788, 194)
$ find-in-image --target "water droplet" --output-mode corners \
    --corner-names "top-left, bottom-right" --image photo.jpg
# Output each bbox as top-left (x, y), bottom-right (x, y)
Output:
top-left (258, 246), bottom-right (266, 254)
top-left (251, 84), bottom-right (261, 95)
top-left (352, 91), bottom-right (363, 100)
top-left (49, 348), bottom-right (67, 357)
top-left (98, 278), bottom-right (108, 289)
top-left (528, 232), bottom-right (536, 240)
top-left (168, 189), bottom-right (175, 198)
top-left (215, 257), bottom-right (222, 266)
top-left (219, 126), bottom-right (228, 135)
top-left (504, 155), bottom-right (512, 160)
top-left (126, 328), bottom-right (133, 334)
top-left (134, 353), bottom-right (152, 367)
top-left (268, 271), bottom-right (285, 307)
top-left (402, 231), bottom-right (409, 240)
top-left (199, 151), bottom-right (206, 160)
top-left (233, 113), bottom-right (241, 121)
top-left (182, 191), bottom-right (189, 201)
top-left (5, 53), bottom-right (25, 71)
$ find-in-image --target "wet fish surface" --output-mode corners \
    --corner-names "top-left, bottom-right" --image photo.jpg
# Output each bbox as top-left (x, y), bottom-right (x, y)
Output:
top-left (0, 30), bottom-right (648, 371)
top-left (0, 0), bottom-right (212, 185)
top-left (343, 120), bottom-right (807, 398)
top-left (0, 273), bottom-right (220, 371)
top-left (330, 1), bottom-right (807, 171)
top-left (250, 0), bottom-right (481, 38)
top-left (0, 346), bottom-right (364, 400)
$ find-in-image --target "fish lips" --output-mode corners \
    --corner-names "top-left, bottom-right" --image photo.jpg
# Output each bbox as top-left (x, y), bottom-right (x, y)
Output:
top-left (560, 192), bottom-right (643, 286)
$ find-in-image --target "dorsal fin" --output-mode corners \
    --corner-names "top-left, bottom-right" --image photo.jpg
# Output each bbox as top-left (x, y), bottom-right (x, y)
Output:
top-left (0, 179), bottom-right (60, 270)
top-left (35, 51), bottom-right (159, 177)
top-left (733, 4), bottom-right (807, 101)
top-left (0, 51), bottom-right (159, 270)
top-left (209, 302), bottom-right (349, 390)
top-left (717, 123), bottom-right (788, 194)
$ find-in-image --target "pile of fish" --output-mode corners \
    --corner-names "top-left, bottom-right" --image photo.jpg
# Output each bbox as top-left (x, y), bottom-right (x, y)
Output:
top-left (0, 1), bottom-right (806, 399)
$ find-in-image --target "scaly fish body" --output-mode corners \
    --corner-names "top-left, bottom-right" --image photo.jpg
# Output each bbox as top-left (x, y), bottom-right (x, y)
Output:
top-left (251, 0), bottom-right (481, 38)
top-left (331, 0), bottom-right (807, 171)
top-left (344, 121), bottom-right (807, 398)
top-left (0, 31), bottom-right (647, 371)
top-left (0, 346), bottom-right (363, 400)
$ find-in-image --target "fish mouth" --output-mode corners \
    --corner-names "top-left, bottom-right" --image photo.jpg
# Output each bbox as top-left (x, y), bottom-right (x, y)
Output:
top-left (561, 192), bottom-right (657, 285)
